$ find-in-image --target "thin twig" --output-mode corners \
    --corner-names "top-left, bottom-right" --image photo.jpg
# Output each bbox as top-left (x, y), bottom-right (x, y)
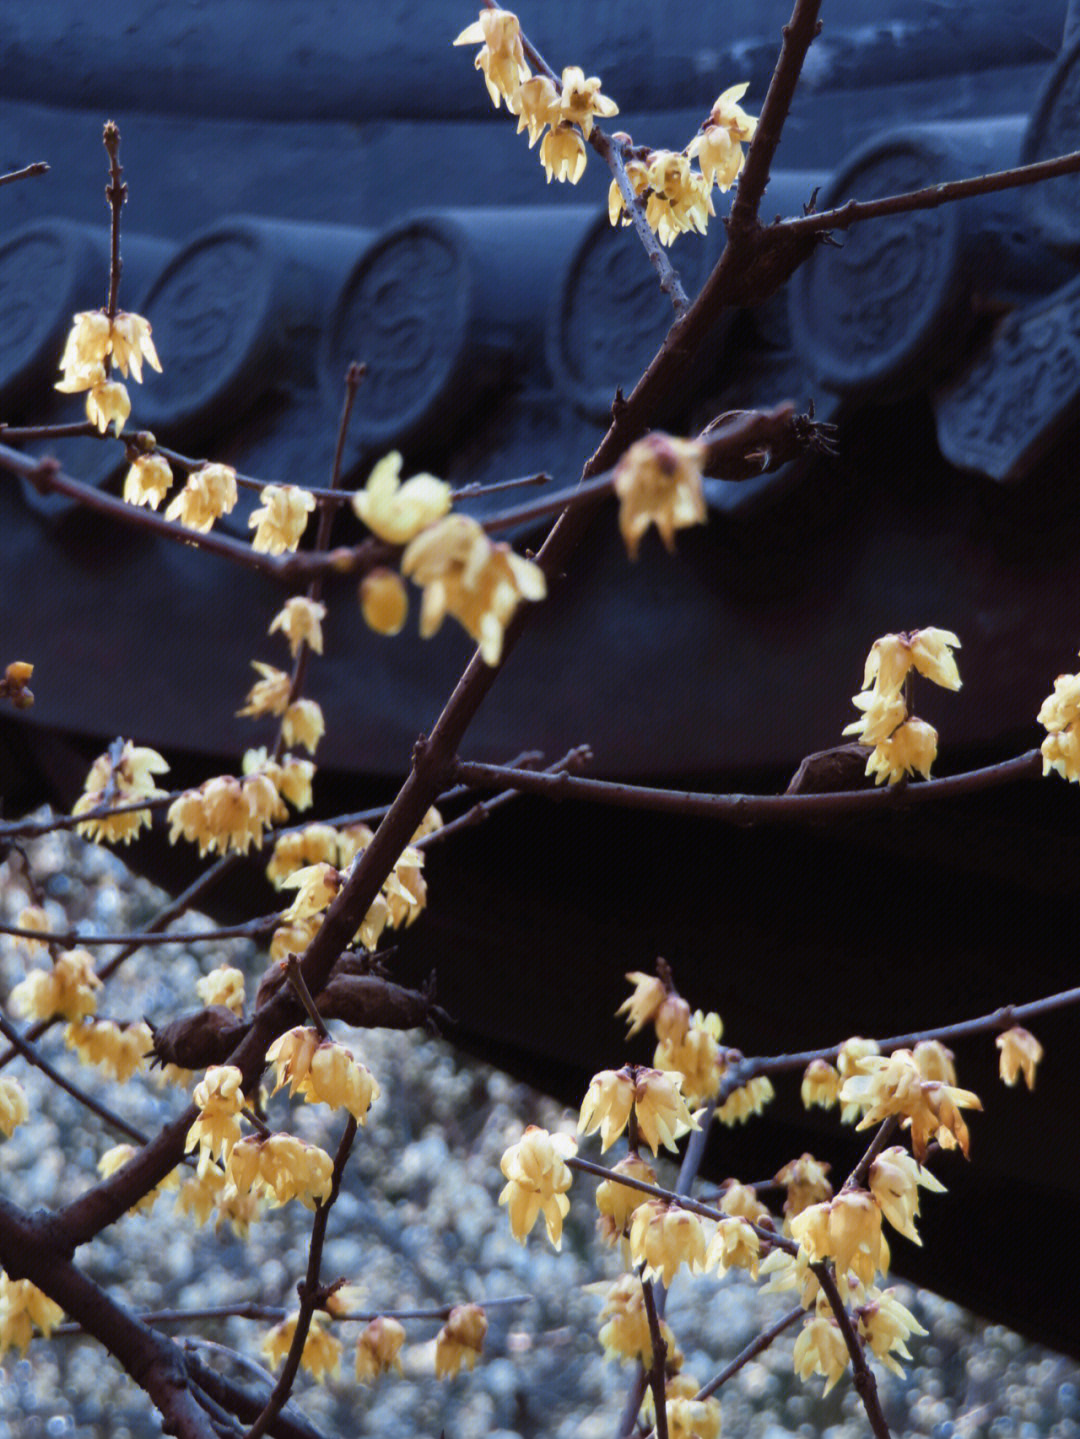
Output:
top-left (784, 148), bottom-right (1080, 237)
top-left (102, 123), bottom-right (126, 322)
top-left (283, 957), bottom-right (330, 1039)
top-left (0, 160), bottom-right (49, 187)
top-left (697, 1306), bottom-right (803, 1400)
top-left (0, 916), bottom-right (277, 947)
top-left (639, 1275), bottom-right (669, 1439)
top-left (812, 1261), bottom-right (892, 1439)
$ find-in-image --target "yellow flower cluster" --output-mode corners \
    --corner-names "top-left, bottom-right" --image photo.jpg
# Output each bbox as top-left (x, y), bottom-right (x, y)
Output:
top-left (242, 747), bottom-right (315, 812)
top-left (608, 84), bottom-right (757, 245)
top-left (612, 434), bottom-right (708, 560)
top-left (661, 1375), bottom-right (722, 1439)
top-left (174, 1166), bottom-right (261, 1238)
top-left (800, 1058), bottom-right (841, 1110)
top-left (1038, 661), bottom-right (1080, 781)
top-left (224, 1132), bottom-right (335, 1209)
top-left (434, 1303), bottom-right (487, 1379)
top-left (72, 740), bottom-right (170, 845)
top-left (355, 1316), bottom-right (406, 1383)
top-left (262, 1311), bottom-right (342, 1381)
top-left (266, 1027), bottom-right (381, 1123)
top-left (595, 1152), bottom-right (657, 1248)
top-left (716, 1070), bottom-right (775, 1127)
top-left (454, 11), bottom-right (618, 186)
top-left (236, 664), bottom-right (325, 756)
top-left (498, 1124), bottom-right (576, 1247)
top-left (839, 1047), bottom-right (982, 1161)
top-left (855, 1287), bottom-right (928, 1377)
top-left (655, 1009), bottom-right (723, 1106)
top-left (401, 514), bottom-right (547, 666)
top-left (123, 451), bottom-right (173, 509)
top-left (0, 1276), bottom-right (65, 1358)
top-left (64, 1017), bottom-right (153, 1083)
top-left (793, 1311), bottom-right (849, 1395)
top-left (775, 1154), bottom-right (833, 1226)
top-left (578, 1065), bottom-right (697, 1155)
top-left (8, 947), bottom-right (101, 1023)
top-left (194, 964), bottom-right (246, 1015)
top-left (789, 1189), bottom-right (886, 1295)
top-left (167, 770), bottom-right (287, 857)
top-left (164, 463), bottom-right (238, 532)
top-left (55, 309), bottom-right (161, 434)
top-left (843, 628), bottom-right (961, 785)
top-left (186, 1065), bottom-right (247, 1167)
top-left (868, 1145), bottom-right (946, 1245)
top-left (706, 1215), bottom-right (761, 1278)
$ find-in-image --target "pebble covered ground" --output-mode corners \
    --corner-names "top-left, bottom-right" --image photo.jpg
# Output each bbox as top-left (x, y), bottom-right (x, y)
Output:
top-left (2, 820), bottom-right (1079, 1439)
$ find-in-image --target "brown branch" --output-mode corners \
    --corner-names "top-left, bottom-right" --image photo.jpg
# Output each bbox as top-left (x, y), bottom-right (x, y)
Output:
top-left (0, 916), bottom-right (278, 948)
top-left (845, 1117), bottom-right (900, 1192)
top-left (0, 420), bottom-right (96, 441)
top-left (0, 1195), bottom-right (217, 1439)
top-left (697, 1305), bottom-right (803, 1400)
top-left (450, 749), bottom-right (1043, 827)
top-left (244, 1115), bottom-right (358, 1439)
top-left (784, 148), bottom-right (1080, 238)
top-left (283, 956), bottom-right (330, 1040)
top-left (182, 1351), bottom-right (324, 1439)
top-left (0, 160), bottom-right (49, 187)
top-left (102, 123), bottom-right (126, 323)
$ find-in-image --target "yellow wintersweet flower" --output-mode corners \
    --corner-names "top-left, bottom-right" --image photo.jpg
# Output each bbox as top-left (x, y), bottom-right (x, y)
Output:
top-left (226, 1132), bottom-right (334, 1209)
top-left (617, 971), bottom-right (667, 1037)
top-left (123, 452), bottom-right (174, 509)
top-left (759, 1247), bottom-right (821, 1308)
top-left (708, 82), bottom-right (758, 143)
top-left (557, 65), bottom-right (618, 140)
top-left (578, 1068), bottom-right (635, 1151)
top-left (14, 905), bottom-right (49, 952)
top-left (705, 1215), bottom-right (760, 1277)
top-left (645, 150), bottom-right (714, 243)
top-left (655, 1010), bottom-right (722, 1105)
top-left (65, 1017), bottom-right (153, 1083)
top-left (360, 568), bottom-right (409, 635)
top-left (790, 1190), bottom-right (885, 1292)
top-left (167, 773), bottom-right (284, 857)
top-left (540, 123), bottom-right (588, 184)
top-left (801, 1059), bottom-right (841, 1110)
top-left (109, 311), bottom-right (162, 383)
top-left (868, 1145), bottom-right (946, 1245)
top-left (195, 965), bottom-right (246, 1016)
top-left (262, 1312), bottom-right (341, 1382)
top-left (775, 1154), bottom-right (833, 1225)
top-left (238, 661), bottom-right (292, 718)
top-left (174, 1166), bottom-right (228, 1228)
top-left (269, 597), bottom-right (326, 657)
top-left (266, 1027), bottom-right (381, 1123)
top-left (912, 1039), bottom-right (956, 1085)
top-left (512, 74), bottom-right (560, 146)
top-left (664, 1380), bottom-right (722, 1439)
top-left (687, 83), bottom-right (758, 193)
top-left (863, 716), bottom-right (938, 786)
top-left (282, 698), bottom-right (325, 755)
top-left (434, 1303), bottom-right (487, 1379)
top-left (57, 311), bottom-right (111, 379)
top-left (996, 1025), bottom-right (1043, 1089)
top-left (0, 1078), bottom-right (28, 1137)
top-left (499, 1124), bottom-right (575, 1248)
top-left (266, 825), bottom-right (340, 887)
top-left (793, 1312), bottom-right (849, 1395)
top-left (9, 948), bottom-right (101, 1023)
top-left (165, 463), bottom-right (238, 532)
top-left (718, 1178), bottom-right (771, 1225)
top-left (862, 628), bottom-right (962, 697)
top-left (0, 1277), bottom-right (64, 1358)
top-left (612, 433), bottom-right (707, 558)
top-left (355, 1316), bottom-right (406, 1383)
top-left (276, 754), bottom-right (315, 811)
top-left (717, 1073), bottom-right (774, 1126)
top-left (453, 9), bottom-right (529, 110)
top-left (186, 1065), bottom-right (247, 1166)
top-left (1038, 662), bottom-right (1080, 780)
top-left (842, 687), bottom-right (907, 746)
top-left (401, 514), bottom-right (546, 665)
top-left (72, 739), bottom-right (169, 846)
top-left (249, 484), bottom-right (317, 554)
top-left (856, 1287), bottom-right (927, 1377)
top-left (608, 156), bottom-right (650, 227)
top-left (595, 1152), bottom-right (656, 1247)
top-left (839, 1049), bottom-right (982, 1161)
top-left (628, 1200), bottom-right (708, 1287)
top-left (352, 452), bottom-right (451, 545)
top-left (280, 862), bottom-right (341, 921)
